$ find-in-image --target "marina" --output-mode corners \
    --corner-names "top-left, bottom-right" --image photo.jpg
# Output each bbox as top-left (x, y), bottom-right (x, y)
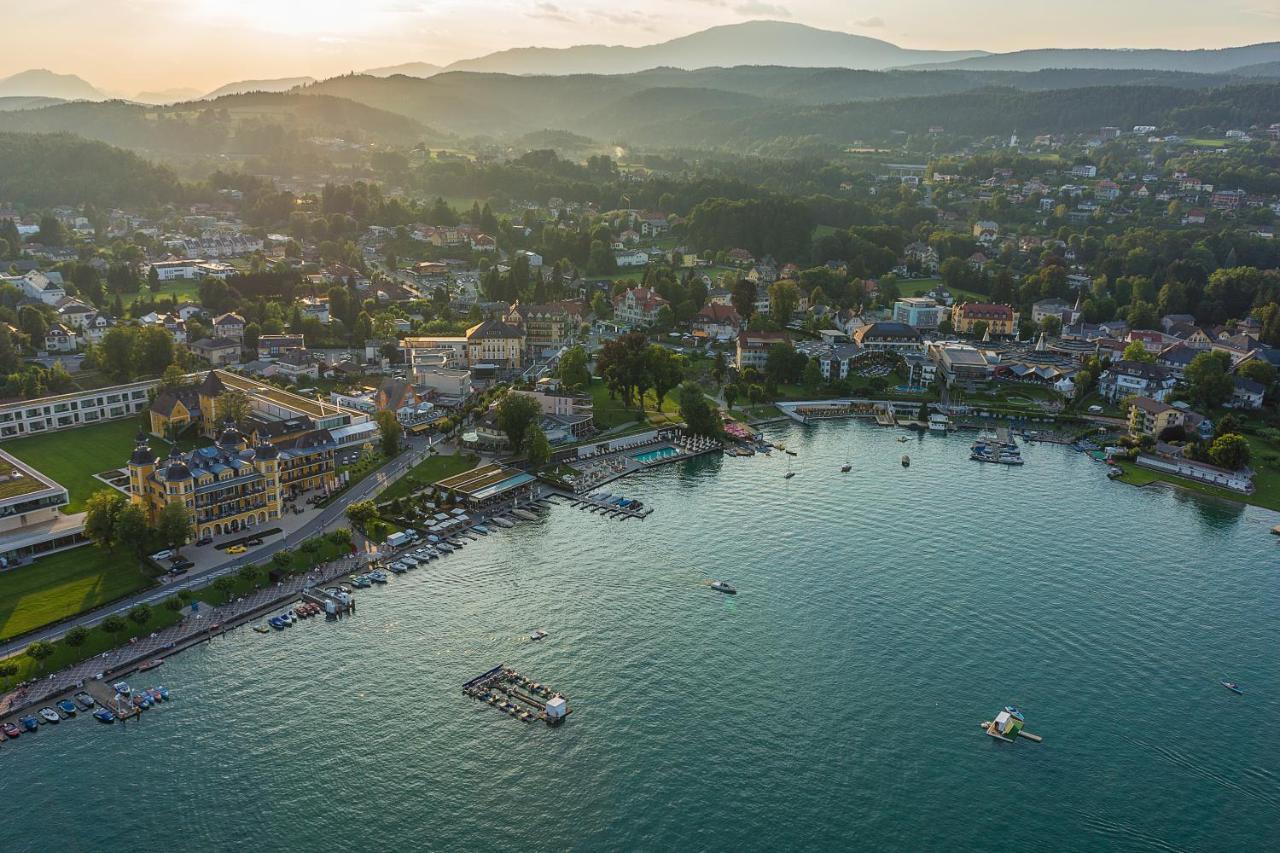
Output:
top-left (462, 665), bottom-right (571, 726)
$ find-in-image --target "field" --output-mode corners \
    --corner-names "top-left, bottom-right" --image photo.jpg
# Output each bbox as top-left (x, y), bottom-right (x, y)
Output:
top-left (378, 453), bottom-right (479, 503)
top-left (0, 547), bottom-right (156, 642)
top-left (2, 417), bottom-right (149, 513)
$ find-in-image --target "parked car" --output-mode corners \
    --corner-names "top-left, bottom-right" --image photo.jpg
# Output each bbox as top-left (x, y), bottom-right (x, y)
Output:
top-left (149, 550), bottom-right (173, 562)
top-left (226, 545), bottom-right (247, 555)
top-left (195, 536), bottom-right (213, 546)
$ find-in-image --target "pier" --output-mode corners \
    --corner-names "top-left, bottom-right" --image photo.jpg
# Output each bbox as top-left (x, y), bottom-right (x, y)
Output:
top-left (564, 491), bottom-right (653, 520)
top-left (463, 664), bottom-right (570, 726)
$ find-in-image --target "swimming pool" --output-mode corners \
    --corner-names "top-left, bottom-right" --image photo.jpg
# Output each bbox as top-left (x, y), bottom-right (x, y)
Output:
top-left (632, 446), bottom-right (680, 464)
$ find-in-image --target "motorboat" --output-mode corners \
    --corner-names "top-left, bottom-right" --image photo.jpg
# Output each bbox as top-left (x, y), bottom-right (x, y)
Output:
top-left (436, 542), bottom-right (454, 553)
top-left (39, 707), bottom-right (60, 724)
top-left (472, 525), bottom-right (489, 535)
top-left (57, 699), bottom-right (78, 716)
top-left (901, 454), bottom-right (910, 467)
top-left (268, 616), bottom-right (287, 630)
top-left (1221, 680), bottom-right (1244, 695)
top-left (447, 537), bottom-right (465, 547)
top-left (897, 436), bottom-right (909, 443)
top-left (147, 688), bottom-right (164, 703)
top-left (157, 686), bottom-right (170, 701)
top-left (253, 624), bottom-right (270, 633)
top-left (112, 681), bottom-right (132, 695)
top-left (73, 691), bottom-right (96, 709)
top-left (530, 629), bottom-right (548, 641)
top-left (2, 722), bottom-right (20, 738)
top-left (710, 580), bottom-right (737, 595)
top-left (368, 570), bottom-right (388, 584)
top-left (93, 709), bottom-right (115, 724)
top-left (351, 575), bottom-right (372, 589)
top-left (841, 463), bottom-right (852, 473)
top-left (784, 471), bottom-right (795, 479)
top-left (138, 658), bottom-right (164, 672)
top-left (20, 715), bottom-right (39, 732)
top-left (388, 561), bottom-right (407, 574)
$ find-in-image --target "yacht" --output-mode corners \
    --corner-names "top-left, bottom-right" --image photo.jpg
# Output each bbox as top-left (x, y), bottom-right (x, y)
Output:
top-left (710, 580), bottom-right (738, 595)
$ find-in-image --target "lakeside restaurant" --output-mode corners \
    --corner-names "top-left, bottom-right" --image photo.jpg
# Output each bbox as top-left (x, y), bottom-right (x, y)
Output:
top-left (436, 463), bottom-right (538, 511)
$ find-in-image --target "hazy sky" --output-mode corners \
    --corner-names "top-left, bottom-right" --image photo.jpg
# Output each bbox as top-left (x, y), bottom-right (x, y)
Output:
top-left (4, 0), bottom-right (1280, 94)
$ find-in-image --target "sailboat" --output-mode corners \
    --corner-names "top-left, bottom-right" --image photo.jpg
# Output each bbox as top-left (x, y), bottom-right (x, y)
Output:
top-left (784, 455), bottom-right (795, 479)
top-left (840, 428), bottom-right (852, 473)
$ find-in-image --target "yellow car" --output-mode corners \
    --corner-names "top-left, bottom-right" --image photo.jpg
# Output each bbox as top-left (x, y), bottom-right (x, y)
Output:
top-left (226, 545), bottom-right (247, 555)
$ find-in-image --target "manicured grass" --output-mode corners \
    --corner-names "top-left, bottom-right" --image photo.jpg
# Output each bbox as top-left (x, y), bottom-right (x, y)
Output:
top-left (377, 452), bottom-right (479, 503)
top-left (3, 418), bottom-right (149, 513)
top-left (0, 605), bottom-right (183, 691)
top-left (0, 547), bottom-right (156, 642)
top-left (897, 278), bottom-right (989, 303)
top-left (589, 378), bottom-right (682, 429)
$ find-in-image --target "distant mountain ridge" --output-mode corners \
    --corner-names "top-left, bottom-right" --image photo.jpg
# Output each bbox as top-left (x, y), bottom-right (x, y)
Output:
top-left (363, 62), bottom-right (443, 78)
top-left (0, 69), bottom-right (103, 101)
top-left (202, 77), bottom-right (316, 99)
top-left (441, 21), bottom-right (986, 75)
top-left (907, 42), bottom-right (1280, 73)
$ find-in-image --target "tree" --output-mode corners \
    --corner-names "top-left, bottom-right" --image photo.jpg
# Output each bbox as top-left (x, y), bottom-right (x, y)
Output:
top-left (65, 626), bottom-right (89, 647)
top-left (238, 564), bottom-right (261, 585)
top-left (645, 345), bottom-right (684, 411)
top-left (163, 595), bottom-right (183, 612)
top-left (1185, 351), bottom-right (1234, 409)
top-left (768, 279), bottom-right (800, 324)
top-left (128, 603), bottom-right (152, 626)
top-left (242, 322), bottom-right (261, 356)
top-left (375, 409), bottom-right (403, 456)
top-left (496, 391), bottom-right (542, 453)
top-left (723, 383), bottom-right (738, 411)
top-left (1209, 433), bottom-right (1251, 471)
top-left (595, 332), bottom-right (649, 407)
top-left (526, 425), bottom-right (551, 468)
top-left (1237, 358), bottom-right (1276, 390)
top-left (135, 325), bottom-right (175, 375)
top-left (1122, 341), bottom-right (1155, 363)
top-left (99, 326), bottom-right (136, 379)
top-left (213, 576), bottom-right (236, 600)
top-left (711, 350), bottom-right (727, 387)
top-left (590, 291), bottom-right (613, 320)
top-left (84, 489), bottom-right (127, 551)
top-left (26, 640), bottom-right (54, 670)
top-left (161, 362), bottom-right (187, 389)
top-left (557, 345), bottom-right (590, 390)
top-left (346, 500), bottom-right (378, 527)
top-left (19, 304), bottom-right (49, 343)
top-left (114, 503), bottom-right (150, 557)
top-left (216, 389), bottom-right (251, 426)
top-left (102, 615), bottom-right (127, 636)
top-left (677, 382), bottom-right (719, 436)
top-left (803, 359), bottom-right (822, 390)
top-left (971, 320), bottom-right (989, 341)
top-left (732, 280), bottom-right (757, 321)
top-left (156, 500), bottom-right (191, 552)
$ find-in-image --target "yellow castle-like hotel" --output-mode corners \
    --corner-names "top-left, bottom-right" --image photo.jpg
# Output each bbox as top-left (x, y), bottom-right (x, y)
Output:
top-left (128, 370), bottom-right (376, 540)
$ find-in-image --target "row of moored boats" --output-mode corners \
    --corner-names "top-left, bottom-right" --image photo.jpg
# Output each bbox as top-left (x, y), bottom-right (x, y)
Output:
top-left (2, 682), bottom-right (172, 740)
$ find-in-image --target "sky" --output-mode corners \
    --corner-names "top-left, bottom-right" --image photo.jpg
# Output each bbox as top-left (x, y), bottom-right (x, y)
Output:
top-left (3, 0), bottom-right (1280, 95)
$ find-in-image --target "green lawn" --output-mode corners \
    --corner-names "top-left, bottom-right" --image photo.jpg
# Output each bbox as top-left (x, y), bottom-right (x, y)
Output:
top-left (377, 452), bottom-right (479, 503)
top-left (589, 378), bottom-right (681, 429)
top-left (0, 547), bottom-right (156, 642)
top-left (898, 278), bottom-right (989, 303)
top-left (3, 418), bottom-right (149, 513)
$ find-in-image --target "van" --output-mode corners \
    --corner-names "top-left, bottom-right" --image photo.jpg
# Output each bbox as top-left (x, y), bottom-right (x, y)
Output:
top-left (150, 550), bottom-right (173, 562)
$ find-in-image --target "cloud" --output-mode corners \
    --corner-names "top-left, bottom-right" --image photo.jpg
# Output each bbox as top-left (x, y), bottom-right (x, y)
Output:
top-left (733, 1), bottom-right (791, 16)
top-left (588, 9), bottom-right (658, 30)
top-left (527, 2), bottom-right (572, 23)
top-left (855, 16), bottom-right (886, 28)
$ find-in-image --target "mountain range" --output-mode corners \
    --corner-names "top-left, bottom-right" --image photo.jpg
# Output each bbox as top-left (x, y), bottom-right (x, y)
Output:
top-left (5, 21), bottom-right (1280, 104)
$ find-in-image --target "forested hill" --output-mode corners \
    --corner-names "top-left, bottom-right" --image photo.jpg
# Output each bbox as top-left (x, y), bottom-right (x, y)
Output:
top-left (0, 132), bottom-right (186, 207)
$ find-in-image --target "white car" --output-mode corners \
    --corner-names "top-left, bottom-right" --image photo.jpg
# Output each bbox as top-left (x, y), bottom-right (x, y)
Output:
top-left (149, 550), bottom-right (173, 562)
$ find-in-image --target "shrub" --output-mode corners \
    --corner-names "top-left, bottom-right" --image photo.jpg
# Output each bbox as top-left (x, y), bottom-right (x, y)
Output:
top-left (65, 626), bottom-right (90, 647)
top-left (163, 596), bottom-right (183, 612)
top-left (128, 604), bottom-right (152, 626)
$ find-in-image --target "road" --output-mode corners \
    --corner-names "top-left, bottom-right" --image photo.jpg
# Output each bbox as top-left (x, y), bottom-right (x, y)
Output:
top-left (0, 437), bottom-right (443, 659)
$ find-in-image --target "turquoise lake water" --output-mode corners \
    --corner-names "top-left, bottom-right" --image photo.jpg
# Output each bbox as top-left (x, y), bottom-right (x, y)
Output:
top-left (3, 421), bottom-right (1278, 852)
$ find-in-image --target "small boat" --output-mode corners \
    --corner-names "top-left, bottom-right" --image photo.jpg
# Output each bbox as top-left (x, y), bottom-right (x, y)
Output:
top-left (368, 570), bottom-right (388, 584)
top-left (901, 454), bottom-right (910, 467)
top-left (530, 629), bottom-right (548, 641)
top-left (20, 716), bottom-right (39, 732)
top-left (710, 580), bottom-right (737, 595)
top-left (253, 624), bottom-right (270, 633)
top-left (93, 709), bottom-right (115, 724)
top-left (784, 471), bottom-right (795, 479)
top-left (351, 575), bottom-right (372, 589)
top-left (112, 681), bottom-right (131, 695)
top-left (138, 658), bottom-right (164, 672)
top-left (840, 463), bottom-right (852, 473)
top-left (268, 617), bottom-right (287, 630)
top-left (1221, 680), bottom-right (1244, 695)
top-left (73, 691), bottom-right (96, 709)
top-left (472, 525), bottom-right (489, 535)
top-left (2, 722), bottom-right (20, 738)
top-left (157, 686), bottom-right (170, 701)
top-left (897, 436), bottom-right (909, 443)
top-left (57, 699), bottom-right (78, 716)
top-left (147, 688), bottom-right (164, 703)
top-left (784, 449), bottom-right (797, 457)
top-left (39, 707), bottom-right (60, 724)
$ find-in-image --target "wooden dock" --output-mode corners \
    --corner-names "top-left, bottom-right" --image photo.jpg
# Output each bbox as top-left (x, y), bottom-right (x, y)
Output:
top-left (567, 492), bottom-right (652, 519)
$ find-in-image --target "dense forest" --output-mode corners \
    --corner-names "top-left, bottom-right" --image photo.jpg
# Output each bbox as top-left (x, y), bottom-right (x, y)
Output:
top-left (0, 132), bottom-right (186, 207)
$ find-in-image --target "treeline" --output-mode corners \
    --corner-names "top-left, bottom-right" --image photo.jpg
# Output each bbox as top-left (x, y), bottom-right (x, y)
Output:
top-left (0, 131), bottom-right (186, 207)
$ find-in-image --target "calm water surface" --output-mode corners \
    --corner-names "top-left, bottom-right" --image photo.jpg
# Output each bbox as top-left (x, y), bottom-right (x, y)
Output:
top-left (3, 422), bottom-right (1278, 852)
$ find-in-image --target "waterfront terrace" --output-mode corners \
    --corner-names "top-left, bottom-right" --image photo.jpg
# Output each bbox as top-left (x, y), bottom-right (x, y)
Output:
top-left (436, 463), bottom-right (536, 511)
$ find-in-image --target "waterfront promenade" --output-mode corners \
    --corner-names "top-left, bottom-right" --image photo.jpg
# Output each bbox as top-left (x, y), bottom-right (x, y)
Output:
top-left (0, 553), bottom-right (373, 722)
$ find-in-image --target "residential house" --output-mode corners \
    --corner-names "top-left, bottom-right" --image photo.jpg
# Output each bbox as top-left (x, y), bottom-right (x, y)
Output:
top-left (1229, 376), bottom-right (1265, 410)
top-left (18, 270), bottom-right (65, 305)
top-left (190, 337), bottom-right (241, 366)
top-left (613, 286), bottom-right (669, 328)
top-left (692, 303), bottom-right (743, 343)
top-left (851, 322), bottom-right (923, 353)
top-left (1128, 397), bottom-right (1185, 438)
top-left (212, 312), bottom-right (246, 340)
top-left (465, 319), bottom-right (525, 369)
top-left (736, 331), bottom-right (788, 371)
top-left (1097, 360), bottom-right (1176, 402)
top-left (258, 334), bottom-right (305, 359)
top-left (43, 323), bottom-right (77, 353)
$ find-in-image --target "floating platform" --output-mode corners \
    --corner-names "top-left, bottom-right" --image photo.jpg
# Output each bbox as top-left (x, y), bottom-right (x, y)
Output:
top-left (978, 721), bottom-right (1043, 743)
top-left (463, 664), bottom-right (570, 726)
